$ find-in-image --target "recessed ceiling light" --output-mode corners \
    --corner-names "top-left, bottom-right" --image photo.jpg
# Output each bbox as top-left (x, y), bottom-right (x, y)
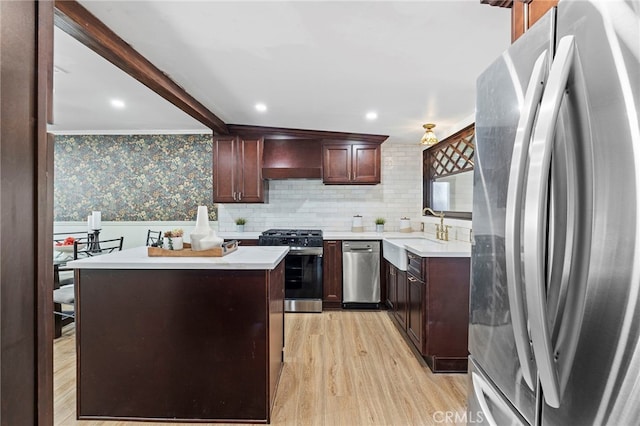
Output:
top-left (365, 111), bottom-right (378, 120)
top-left (110, 99), bottom-right (126, 109)
top-left (255, 103), bottom-right (267, 112)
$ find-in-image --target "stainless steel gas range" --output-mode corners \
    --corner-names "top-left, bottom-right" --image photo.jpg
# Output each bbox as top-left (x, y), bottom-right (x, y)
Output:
top-left (258, 229), bottom-right (323, 313)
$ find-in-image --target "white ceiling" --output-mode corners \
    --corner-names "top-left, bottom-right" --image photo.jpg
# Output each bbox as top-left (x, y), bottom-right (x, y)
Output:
top-left (51, 0), bottom-right (511, 142)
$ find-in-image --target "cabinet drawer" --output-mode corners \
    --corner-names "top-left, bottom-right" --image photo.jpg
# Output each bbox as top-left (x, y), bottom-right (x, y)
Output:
top-left (407, 252), bottom-right (423, 278)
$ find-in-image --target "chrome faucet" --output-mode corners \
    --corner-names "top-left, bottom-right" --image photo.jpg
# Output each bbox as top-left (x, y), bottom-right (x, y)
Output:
top-left (422, 207), bottom-right (450, 241)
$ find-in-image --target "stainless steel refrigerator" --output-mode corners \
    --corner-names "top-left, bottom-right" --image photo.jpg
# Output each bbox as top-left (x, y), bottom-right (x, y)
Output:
top-left (468, 1), bottom-right (640, 425)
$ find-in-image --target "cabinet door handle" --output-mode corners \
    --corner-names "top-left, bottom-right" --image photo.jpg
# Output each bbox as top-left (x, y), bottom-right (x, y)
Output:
top-left (408, 275), bottom-right (418, 282)
top-left (232, 191), bottom-right (237, 201)
top-left (239, 192), bottom-right (242, 201)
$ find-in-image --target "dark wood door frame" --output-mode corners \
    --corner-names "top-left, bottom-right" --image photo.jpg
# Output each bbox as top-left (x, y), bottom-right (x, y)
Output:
top-left (1, 1), bottom-right (54, 424)
top-left (37, 0), bottom-right (56, 421)
top-left (53, 0), bottom-right (229, 135)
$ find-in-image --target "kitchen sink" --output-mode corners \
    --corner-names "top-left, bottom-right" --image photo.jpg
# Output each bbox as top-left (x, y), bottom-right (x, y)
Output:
top-left (382, 237), bottom-right (443, 271)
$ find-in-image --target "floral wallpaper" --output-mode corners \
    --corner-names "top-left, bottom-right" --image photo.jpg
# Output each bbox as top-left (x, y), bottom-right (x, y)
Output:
top-left (54, 134), bottom-right (217, 222)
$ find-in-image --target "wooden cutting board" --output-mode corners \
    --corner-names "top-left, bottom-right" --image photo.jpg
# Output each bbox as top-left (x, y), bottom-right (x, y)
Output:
top-left (147, 240), bottom-right (238, 257)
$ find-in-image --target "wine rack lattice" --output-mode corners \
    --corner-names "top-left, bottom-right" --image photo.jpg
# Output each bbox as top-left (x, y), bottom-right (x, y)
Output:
top-left (425, 124), bottom-right (474, 179)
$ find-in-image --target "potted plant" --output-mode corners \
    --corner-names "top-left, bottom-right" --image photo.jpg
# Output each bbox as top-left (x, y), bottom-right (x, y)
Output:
top-left (375, 218), bottom-right (386, 233)
top-left (163, 228), bottom-right (184, 250)
top-left (235, 218), bottom-right (247, 232)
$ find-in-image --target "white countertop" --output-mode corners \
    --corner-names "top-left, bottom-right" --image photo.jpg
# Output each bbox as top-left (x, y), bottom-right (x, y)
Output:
top-left (324, 231), bottom-right (471, 257)
top-left (67, 246), bottom-right (289, 270)
top-left (323, 231), bottom-right (425, 240)
top-left (383, 236), bottom-right (471, 259)
top-left (218, 231), bottom-right (470, 257)
top-left (402, 239), bottom-right (471, 258)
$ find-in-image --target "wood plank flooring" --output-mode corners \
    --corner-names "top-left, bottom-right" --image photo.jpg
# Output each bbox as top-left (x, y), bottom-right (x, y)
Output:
top-left (54, 311), bottom-right (468, 426)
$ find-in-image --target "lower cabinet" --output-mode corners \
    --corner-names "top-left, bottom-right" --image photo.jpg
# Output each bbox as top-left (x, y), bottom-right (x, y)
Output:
top-left (406, 271), bottom-right (424, 351)
top-left (386, 262), bottom-right (397, 311)
top-left (386, 255), bottom-right (470, 373)
top-left (395, 268), bottom-right (408, 330)
top-left (322, 240), bottom-right (342, 309)
top-left (386, 262), bottom-right (407, 329)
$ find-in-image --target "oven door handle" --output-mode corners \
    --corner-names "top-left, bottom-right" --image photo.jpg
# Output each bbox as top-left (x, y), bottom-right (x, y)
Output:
top-left (287, 247), bottom-right (323, 256)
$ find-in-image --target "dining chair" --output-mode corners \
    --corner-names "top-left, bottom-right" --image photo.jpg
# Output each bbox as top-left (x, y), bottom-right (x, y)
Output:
top-left (74, 236), bottom-right (124, 259)
top-left (146, 229), bottom-right (162, 247)
top-left (53, 230), bottom-right (90, 245)
top-left (53, 236), bottom-right (124, 338)
top-left (54, 231), bottom-right (90, 283)
top-left (53, 264), bottom-right (75, 338)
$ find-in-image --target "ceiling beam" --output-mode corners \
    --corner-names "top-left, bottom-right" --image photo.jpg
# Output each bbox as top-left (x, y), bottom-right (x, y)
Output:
top-left (54, 0), bottom-right (229, 135)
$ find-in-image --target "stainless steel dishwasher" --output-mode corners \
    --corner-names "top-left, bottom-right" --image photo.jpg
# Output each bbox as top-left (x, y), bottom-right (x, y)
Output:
top-left (342, 241), bottom-right (380, 309)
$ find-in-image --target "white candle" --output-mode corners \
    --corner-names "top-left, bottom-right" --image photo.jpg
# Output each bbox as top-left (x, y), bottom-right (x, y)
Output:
top-left (92, 211), bottom-right (101, 230)
top-left (87, 214), bottom-right (93, 232)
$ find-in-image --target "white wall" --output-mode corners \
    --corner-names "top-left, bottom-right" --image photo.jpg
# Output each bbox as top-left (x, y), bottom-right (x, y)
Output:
top-left (217, 140), bottom-right (424, 232)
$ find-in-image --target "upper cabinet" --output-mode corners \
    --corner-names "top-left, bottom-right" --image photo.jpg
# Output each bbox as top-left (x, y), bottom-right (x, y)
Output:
top-left (213, 126), bottom-right (388, 201)
top-left (512, 0), bottom-right (558, 42)
top-left (481, 0), bottom-right (558, 42)
top-left (213, 136), bottom-right (266, 203)
top-left (322, 142), bottom-right (381, 185)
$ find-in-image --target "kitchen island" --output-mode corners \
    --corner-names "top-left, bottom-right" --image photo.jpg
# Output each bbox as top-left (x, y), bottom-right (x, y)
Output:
top-left (67, 245), bottom-right (288, 423)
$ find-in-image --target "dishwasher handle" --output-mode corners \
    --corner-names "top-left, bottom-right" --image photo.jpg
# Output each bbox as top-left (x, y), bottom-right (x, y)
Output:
top-left (342, 241), bottom-right (380, 253)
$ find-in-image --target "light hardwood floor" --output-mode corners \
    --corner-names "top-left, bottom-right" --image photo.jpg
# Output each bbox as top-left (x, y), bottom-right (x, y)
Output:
top-left (54, 311), bottom-right (468, 426)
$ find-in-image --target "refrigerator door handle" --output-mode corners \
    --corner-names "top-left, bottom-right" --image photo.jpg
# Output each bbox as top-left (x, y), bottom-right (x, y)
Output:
top-left (505, 50), bottom-right (548, 391)
top-left (472, 370), bottom-right (529, 426)
top-left (523, 35), bottom-right (576, 409)
top-left (472, 372), bottom-right (500, 426)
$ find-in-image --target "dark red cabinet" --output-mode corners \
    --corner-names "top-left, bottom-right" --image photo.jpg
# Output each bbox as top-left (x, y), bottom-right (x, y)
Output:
top-left (322, 142), bottom-right (381, 184)
top-left (213, 136), bottom-right (266, 203)
top-left (387, 254), bottom-right (470, 373)
top-left (75, 263), bottom-right (285, 422)
top-left (511, 0), bottom-right (558, 42)
top-left (386, 261), bottom-right (408, 330)
top-left (406, 271), bottom-right (424, 351)
top-left (323, 240), bottom-right (342, 309)
top-left (386, 261), bottom-right (397, 311)
top-left (409, 252), bottom-right (470, 372)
